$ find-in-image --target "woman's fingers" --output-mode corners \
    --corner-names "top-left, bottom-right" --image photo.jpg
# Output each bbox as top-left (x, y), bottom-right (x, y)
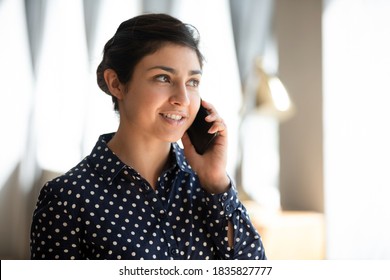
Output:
top-left (208, 120), bottom-right (226, 134)
top-left (201, 100), bottom-right (226, 134)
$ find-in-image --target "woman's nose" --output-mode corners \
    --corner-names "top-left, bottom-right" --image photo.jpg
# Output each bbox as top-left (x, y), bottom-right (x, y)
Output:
top-left (169, 83), bottom-right (190, 106)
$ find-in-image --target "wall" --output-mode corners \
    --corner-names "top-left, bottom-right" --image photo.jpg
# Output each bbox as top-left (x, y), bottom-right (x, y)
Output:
top-left (275, 0), bottom-right (390, 259)
top-left (323, 0), bottom-right (390, 259)
top-left (275, 0), bottom-right (324, 212)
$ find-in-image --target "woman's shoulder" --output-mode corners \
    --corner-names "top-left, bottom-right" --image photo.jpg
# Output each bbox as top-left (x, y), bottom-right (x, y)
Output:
top-left (33, 158), bottom-right (100, 216)
top-left (39, 157), bottom-right (96, 197)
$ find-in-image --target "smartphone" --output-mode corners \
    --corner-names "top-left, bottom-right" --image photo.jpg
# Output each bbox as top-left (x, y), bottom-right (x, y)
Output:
top-left (187, 103), bottom-right (218, 155)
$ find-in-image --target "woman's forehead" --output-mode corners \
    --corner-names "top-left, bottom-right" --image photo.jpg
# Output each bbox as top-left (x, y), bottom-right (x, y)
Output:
top-left (137, 44), bottom-right (202, 73)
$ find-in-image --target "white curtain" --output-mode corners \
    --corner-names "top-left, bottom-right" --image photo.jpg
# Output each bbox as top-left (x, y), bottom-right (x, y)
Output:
top-left (0, 0), bottom-right (246, 259)
top-left (0, 0), bottom-right (34, 259)
top-left (34, 0), bottom-right (89, 172)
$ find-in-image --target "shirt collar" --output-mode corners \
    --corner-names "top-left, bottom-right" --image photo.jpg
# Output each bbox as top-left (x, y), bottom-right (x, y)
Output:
top-left (88, 133), bottom-right (126, 185)
top-left (171, 142), bottom-right (193, 174)
top-left (88, 133), bottom-right (193, 185)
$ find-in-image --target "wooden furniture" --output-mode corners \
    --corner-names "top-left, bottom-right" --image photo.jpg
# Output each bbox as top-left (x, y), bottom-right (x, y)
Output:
top-left (243, 200), bottom-right (326, 259)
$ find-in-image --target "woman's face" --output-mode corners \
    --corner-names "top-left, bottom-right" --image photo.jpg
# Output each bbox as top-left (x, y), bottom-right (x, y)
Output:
top-left (119, 43), bottom-right (202, 143)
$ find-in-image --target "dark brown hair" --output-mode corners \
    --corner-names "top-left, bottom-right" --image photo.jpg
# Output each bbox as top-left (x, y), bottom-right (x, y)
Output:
top-left (96, 13), bottom-right (204, 111)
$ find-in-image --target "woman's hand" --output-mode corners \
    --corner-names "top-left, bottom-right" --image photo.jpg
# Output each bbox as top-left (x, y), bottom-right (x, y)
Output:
top-left (181, 100), bottom-right (230, 194)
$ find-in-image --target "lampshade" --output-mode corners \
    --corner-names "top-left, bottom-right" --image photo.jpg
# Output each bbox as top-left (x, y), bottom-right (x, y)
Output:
top-left (255, 57), bottom-right (294, 122)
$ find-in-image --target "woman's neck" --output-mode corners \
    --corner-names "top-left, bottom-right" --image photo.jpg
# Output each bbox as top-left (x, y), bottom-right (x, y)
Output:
top-left (107, 126), bottom-right (171, 189)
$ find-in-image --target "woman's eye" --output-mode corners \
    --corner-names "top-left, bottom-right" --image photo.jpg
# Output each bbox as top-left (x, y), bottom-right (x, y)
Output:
top-left (155, 75), bottom-right (170, 83)
top-left (187, 79), bottom-right (200, 87)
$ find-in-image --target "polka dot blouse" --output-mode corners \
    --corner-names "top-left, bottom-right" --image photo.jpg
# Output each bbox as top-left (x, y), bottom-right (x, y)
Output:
top-left (30, 133), bottom-right (266, 260)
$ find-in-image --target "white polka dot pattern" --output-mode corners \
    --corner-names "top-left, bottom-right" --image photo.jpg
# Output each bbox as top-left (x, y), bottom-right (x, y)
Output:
top-left (30, 133), bottom-right (266, 260)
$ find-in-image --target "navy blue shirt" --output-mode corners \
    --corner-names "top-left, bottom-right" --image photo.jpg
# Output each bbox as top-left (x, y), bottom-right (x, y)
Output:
top-left (30, 133), bottom-right (266, 259)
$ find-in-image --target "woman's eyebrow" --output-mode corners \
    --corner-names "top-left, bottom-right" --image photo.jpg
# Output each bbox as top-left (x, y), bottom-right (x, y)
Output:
top-left (190, 69), bottom-right (203, 76)
top-left (147, 65), bottom-right (202, 75)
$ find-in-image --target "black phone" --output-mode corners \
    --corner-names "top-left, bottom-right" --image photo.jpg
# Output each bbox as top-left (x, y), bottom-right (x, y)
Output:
top-left (187, 103), bottom-right (218, 155)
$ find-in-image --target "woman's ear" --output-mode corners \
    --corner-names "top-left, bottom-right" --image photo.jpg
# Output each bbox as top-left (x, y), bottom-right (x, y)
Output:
top-left (103, 69), bottom-right (124, 100)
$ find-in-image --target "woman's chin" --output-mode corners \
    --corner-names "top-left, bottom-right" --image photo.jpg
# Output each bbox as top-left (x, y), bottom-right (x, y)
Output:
top-left (160, 133), bottom-right (184, 144)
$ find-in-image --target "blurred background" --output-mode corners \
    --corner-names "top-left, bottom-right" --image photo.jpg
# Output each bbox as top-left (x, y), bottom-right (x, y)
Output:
top-left (1, 0), bottom-right (390, 259)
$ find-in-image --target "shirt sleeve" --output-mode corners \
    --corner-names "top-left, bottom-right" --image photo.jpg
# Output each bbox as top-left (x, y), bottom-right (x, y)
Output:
top-left (30, 181), bottom-right (83, 259)
top-left (204, 181), bottom-right (267, 260)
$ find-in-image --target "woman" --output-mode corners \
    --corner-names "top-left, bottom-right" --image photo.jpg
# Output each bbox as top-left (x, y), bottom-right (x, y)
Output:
top-left (30, 13), bottom-right (266, 260)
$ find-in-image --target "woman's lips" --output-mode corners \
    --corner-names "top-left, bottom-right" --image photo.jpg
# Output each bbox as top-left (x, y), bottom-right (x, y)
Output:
top-left (162, 113), bottom-right (183, 121)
